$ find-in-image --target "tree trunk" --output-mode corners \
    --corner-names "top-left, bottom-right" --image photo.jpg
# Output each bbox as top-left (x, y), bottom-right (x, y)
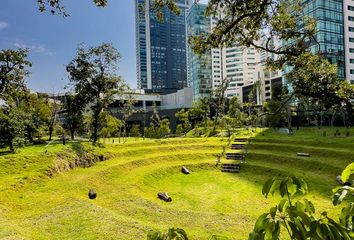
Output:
top-left (123, 125), bottom-right (127, 143)
top-left (92, 109), bottom-right (100, 144)
top-left (70, 128), bottom-right (75, 140)
top-left (343, 112), bottom-right (346, 127)
top-left (26, 129), bottom-right (35, 143)
top-left (8, 138), bottom-right (14, 152)
top-left (331, 110), bottom-right (337, 128)
top-left (92, 124), bottom-right (98, 144)
top-left (48, 124), bottom-right (53, 141)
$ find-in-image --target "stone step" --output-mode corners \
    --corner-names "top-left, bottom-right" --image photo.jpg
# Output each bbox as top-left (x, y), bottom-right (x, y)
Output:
top-left (222, 163), bottom-right (240, 173)
top-left (231, 144), bottom-right (246, 149)
top-left (226, 153), bottom-right (244, 156)
top-left (234, 138), bottom-right (248, 142)
top-left (226, 153), bottom-right (244, 160)
top-left (222, 168), bottom-right (240, 173)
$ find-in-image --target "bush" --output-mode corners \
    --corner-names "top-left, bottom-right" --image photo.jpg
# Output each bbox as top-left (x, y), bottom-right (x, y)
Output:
top-left (175, 124), bottom-right (184, 135)
top-left (129, 124), bottom-right (140, 137)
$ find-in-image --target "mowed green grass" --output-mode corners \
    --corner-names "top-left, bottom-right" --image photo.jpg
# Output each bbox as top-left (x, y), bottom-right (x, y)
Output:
top-left (0, 128), bottom-right (353, 240)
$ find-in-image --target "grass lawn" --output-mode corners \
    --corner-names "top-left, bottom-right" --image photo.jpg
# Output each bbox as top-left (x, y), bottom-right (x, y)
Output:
top-left (0, 127), bottom-right (353, 239)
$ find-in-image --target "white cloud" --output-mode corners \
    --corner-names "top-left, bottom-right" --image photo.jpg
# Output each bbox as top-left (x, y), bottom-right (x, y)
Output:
top-left (0, 21), bottom-right (9, 30)
top-left (14, 42), bottom-right (55, 56)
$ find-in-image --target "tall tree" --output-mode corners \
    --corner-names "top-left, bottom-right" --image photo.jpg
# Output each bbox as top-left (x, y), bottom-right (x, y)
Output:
top-left (23, 93), bottom-right (53, 143)
top-left (63, 93), bottom-right (85, 140)
top-left (0, 49), bottom-right (32, 151)
top-left (118, 91), bottom-right (137, 143)
top-left (66, 43), bottom-right (125, 144)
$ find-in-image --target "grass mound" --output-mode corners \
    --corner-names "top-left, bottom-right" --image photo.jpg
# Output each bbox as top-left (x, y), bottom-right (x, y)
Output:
top-left (0, 128), bottom-right (353, 239)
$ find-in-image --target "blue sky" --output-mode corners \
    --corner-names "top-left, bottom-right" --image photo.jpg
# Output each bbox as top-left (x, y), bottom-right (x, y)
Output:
top-left (0, 0), bottom-right (137, 92)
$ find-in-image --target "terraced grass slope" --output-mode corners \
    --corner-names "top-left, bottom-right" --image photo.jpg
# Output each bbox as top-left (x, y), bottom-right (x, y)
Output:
top-left (0, 128), bottom-right (353, 240)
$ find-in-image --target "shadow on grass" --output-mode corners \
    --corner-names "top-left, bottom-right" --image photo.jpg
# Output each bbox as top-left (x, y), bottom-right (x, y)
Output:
top-left (0, 150), bottom-right (14, 156)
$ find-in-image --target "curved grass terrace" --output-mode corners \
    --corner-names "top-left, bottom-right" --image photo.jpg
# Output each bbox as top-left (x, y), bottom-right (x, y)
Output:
top-left (0, 128), bottom-right (353, 239)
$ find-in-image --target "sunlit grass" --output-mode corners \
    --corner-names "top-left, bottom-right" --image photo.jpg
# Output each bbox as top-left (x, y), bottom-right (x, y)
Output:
top-left (0, 127), bottom-right (353, 239)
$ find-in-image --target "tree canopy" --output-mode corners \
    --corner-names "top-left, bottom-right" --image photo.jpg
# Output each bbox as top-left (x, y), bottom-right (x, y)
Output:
top-left (66, 43), bottom-right (126, 144)
top-left (36, 0), bottom-right (108, 16)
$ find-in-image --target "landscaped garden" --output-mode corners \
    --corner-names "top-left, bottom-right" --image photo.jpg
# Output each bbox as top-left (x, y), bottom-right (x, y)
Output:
top-left (1, 128), bottom-right (353, 239)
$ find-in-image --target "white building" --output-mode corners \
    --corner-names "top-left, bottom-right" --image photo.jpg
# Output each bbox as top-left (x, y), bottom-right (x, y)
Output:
top-left (187, 2), bottom-right (261, 100)
top-left (344, 0), bottom-right (354, 84)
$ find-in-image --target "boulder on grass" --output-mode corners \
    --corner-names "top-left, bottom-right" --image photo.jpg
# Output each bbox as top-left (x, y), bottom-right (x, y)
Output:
top-left (181, 166), bottom-right (190, 175)
top-left (157, 192), bottom-right (172, 202)
top-left (88, 189), bottom-right (97, 199)
top-left (297, 152), bottom-right (310, 157)
top-left (278, 128), bottom-right (290, 134)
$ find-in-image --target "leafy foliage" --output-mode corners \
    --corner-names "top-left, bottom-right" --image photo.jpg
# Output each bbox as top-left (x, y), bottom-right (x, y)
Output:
top-left (129, 124), bottom-right (140, 137)
top-left (341, 163), bottom-right (354, 183)
top-left (36, 0), bottom-right (108, 16)
top-left (147, 228), bottom-right (188, 240)
top-left (99, 112), bottom-right (121, 138)
top-left (66, 43), bottom-right (126, 144)
top-left (63, 93), bottom-right (85, 140)
top-left (0, 49), bottom-right (32, 151)
top-left (175, 109), bottom-right (191, 134)
top-left (250, 176), bottom-right (352, 240)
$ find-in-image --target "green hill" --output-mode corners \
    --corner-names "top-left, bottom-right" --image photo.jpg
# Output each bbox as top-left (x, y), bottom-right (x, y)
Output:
top-left (1, 128), bottom-right (353, 239)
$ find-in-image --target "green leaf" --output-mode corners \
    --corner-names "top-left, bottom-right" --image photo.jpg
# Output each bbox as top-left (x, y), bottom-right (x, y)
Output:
top-left (291, 176), bottom-right (308, 195)
top-left (328, 218), bottom-right (351, 240)
top-left (262, 178), bottom-right (275, 198)
top-left (248, 232), bottom-right (262, 240)
top-left (328, 223), bottom-right (343, 240)
top-left (303, 199), bottom-right (315, 214)
top-left (269, 180), bottom-right (281, 197)
top-left (147, 230), bottom-right (164, 240)
top-left (254, 213), bottom-right (269, 231)
top-left (287, 181), bottom-right (297, 196)
top-left (208, 235), bottom-right (229, 240)
top-left (341, 163), bottom-right (354, 182)
top-left (316, 223), bottom-right (328, 239)
top-left (294, 218), bottom-right (307, 239)
top-left (279, 179), bottom-right (288, 198)
top-left (332, 188), bottom-right (349, 206)
top-left (277, 199), bottom-right (288, 212)
top-left (272, 221), bottom-right (280, 240)
top-left (339, 203), bottom-right (354, 231)
top-left (167, 228), bottom-right (188, 240)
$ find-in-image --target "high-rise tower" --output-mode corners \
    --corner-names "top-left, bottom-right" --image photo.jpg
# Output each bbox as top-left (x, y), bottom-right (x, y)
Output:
top-left (135, 0), bottom-right (192, 94)
top-left (186, 2), bottom-right (260, 100)
top-left (303, 0), bottom-right (346, 80)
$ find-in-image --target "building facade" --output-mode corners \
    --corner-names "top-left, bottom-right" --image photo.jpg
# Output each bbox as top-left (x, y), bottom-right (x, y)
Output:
top-left (344, 0), bottom-right (354, 84)
top-left (303, 0), bottom-right (346, 80)
top-left (135, 0), bottom-right (192, 94)
top-left (186, 2), bottom-right (261, 101)
top-left (223, 46), bottom-right (260, 98)
top-left (186, 3), bottom-right (213, 100)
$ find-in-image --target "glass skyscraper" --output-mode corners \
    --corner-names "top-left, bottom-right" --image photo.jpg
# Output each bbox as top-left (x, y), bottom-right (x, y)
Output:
top-left (186, 3), bottom-right (213, 100)
top-left (302, 0), bottom-right (345, 79)
top-left (135, 0), bottom-right (148, 89)
top-left (135, 0), bottom-right (192, 94)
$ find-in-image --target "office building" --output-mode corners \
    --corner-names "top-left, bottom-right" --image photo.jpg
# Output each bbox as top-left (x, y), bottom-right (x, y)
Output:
top-left (186, 2), bottom-right (261, 100)
top-left (344, 0), bottom-right (354, 84)
top-left (186, 3), bottom-right (213, 100)
top-left (135, 0), bottom-right (193, 94)
top-left (302, 0), bottom-right (346, 80)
